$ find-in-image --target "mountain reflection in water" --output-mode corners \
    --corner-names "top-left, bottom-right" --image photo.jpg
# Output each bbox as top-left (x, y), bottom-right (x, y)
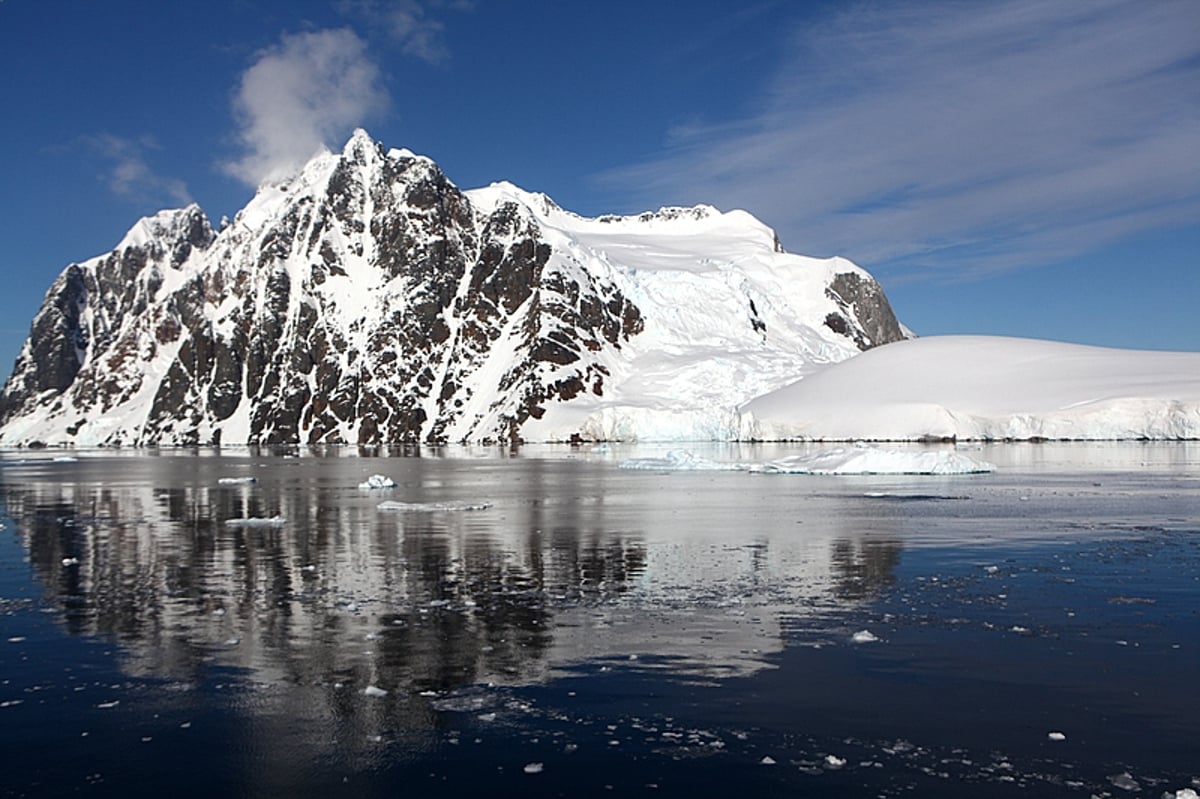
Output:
top-left (1, 448), bottom-right (900, 714)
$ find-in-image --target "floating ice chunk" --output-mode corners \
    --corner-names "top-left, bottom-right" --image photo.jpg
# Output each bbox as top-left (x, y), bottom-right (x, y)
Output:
top-left (217, 477), bottom-right (257, 485)
top-left (1108, 772), bottom-right (1140, 791)
top-left (96, 700), bottom-right (119, 709)
top-left (619, 451), bottom-right (748, 471)
top-left (760, 756), bottom-right (777, 765)
top-left (825, 754), bottom-right (846, 769)
top-left (1047, 731), bottom-right (1066, 741)
top-left (52, 456), bottom-right (78, 463)
top-left (523, 762), bottom-right (544, 774)
top-left (223, 516), bottom-right (287, 527)
top-left (1169, 790), bottom-right (1199, 799)
top-left (363, 685), bottom-right (388, 697)
top-left (851, 630), bottom-right (880, 644)
top-left (7, 637), bottom-right (26, 643)
top-left (61, 557), bottom-right (80, 566)
top-left (753, 446), bottom-right (995, 475)
top-left (377, 500), bottom-right (492, 512)
top-left (358, 474), bottom-right (397, 489)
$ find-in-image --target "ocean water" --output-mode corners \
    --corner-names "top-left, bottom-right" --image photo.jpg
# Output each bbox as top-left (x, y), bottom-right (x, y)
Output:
top-left (0, 442), bottom-right (1197, 798)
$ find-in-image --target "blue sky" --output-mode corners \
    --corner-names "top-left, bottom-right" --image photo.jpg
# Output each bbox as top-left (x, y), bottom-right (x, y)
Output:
top-left (1, 0), bottom-right (1196, 381)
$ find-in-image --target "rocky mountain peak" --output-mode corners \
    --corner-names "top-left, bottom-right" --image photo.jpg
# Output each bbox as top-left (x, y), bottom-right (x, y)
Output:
top-left (0, 130), bottom-right (908, 447)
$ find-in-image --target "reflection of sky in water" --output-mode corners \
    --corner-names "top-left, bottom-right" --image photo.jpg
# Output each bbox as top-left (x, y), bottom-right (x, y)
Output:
top-left (1, 442), bottom-right (1197, 797)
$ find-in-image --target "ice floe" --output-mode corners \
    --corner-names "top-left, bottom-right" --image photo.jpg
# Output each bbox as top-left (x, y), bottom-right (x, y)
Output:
top-left (377, 500), bottom-right (492, 512)
top-left (217, 476), bottom-right (257, 485)
top-left (753, 447), bottom-right (994, 475)
top-left (358, 474), bottom-right (397, 489)
top-left (363, 685), bottom-right (388, 697)
top-left (618, 451), bottom-right (749, 471)
top-left (851, 630), bottom-right (880, 644)
top-left (619, 446), bottom-right (994, 475)
top-left (223, 516), bottom-right (287, 527)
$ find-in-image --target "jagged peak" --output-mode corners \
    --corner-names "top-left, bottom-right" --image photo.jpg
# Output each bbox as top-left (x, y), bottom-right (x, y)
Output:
top-left (341, 127), bottom-right (382, 163)
top-left (115, 204), bottom-right (213, 253)
top-left (342, 129), bottom-right (436, 170)
top-left (467, 181), bottom-right (563, 220)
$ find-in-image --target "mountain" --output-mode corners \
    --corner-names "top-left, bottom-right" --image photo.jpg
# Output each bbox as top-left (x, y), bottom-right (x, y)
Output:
top-left (0, 130), bottom-right (906, 447)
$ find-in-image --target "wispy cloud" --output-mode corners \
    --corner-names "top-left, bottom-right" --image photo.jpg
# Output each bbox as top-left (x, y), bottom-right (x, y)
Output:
top-left (223, 28), bottom-right (390, 186)
top-left (338, 0), bottom-right (472, 65)
top-left (83, 133), bottom-right (192, 207)
top-left (602, 0), bottom-right (1200, 281)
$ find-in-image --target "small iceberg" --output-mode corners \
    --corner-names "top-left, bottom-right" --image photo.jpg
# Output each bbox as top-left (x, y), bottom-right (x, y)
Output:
top-left (218, 477), bottom-right (257, 485)
top-left (619, 451), bottom-right (748, 471)
top-left (358, 474), bottom-right (398, 489)
top-left (377, 500), bottom-right (492, 512)
top-left (753, 446), bottom-right (995, 475)
top-left (224, 516), bottom-right (287, 527)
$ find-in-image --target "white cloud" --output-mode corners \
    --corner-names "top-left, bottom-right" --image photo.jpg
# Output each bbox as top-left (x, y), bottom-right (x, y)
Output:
top-left (339, 0), bottom-right (471, 65)
top-left (223, 28), bottom-right (390, 186)
top-left (602, 0), bottom-right (1200, 281)
top-left (84, 133), bottom-right (192, 207)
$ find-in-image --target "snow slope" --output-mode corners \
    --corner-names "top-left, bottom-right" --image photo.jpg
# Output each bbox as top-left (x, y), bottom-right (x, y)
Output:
top-left (464, 182), bottom-right (898, 442)
top-left (738, 336), bottom-right (1200, 441)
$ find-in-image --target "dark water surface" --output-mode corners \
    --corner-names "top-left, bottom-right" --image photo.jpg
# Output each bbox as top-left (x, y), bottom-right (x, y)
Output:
top-left (1, 443), bottom-right (1197, 797)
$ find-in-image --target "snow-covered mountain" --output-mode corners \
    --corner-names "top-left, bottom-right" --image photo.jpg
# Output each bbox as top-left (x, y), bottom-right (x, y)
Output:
top-left (0, 129), bottom-right (905, 447)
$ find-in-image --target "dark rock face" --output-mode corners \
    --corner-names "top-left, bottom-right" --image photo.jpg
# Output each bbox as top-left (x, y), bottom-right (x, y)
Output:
top-left (0, 134), bottom-right (644, 446)
top-left (824, 272), bottom-right (906, 350)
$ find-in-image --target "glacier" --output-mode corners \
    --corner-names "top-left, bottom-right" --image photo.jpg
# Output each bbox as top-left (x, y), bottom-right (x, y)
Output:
top-left (739, 335), bottom-right (1200, 441)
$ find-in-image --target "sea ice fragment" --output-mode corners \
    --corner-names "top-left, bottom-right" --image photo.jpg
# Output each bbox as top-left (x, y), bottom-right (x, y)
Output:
top-left (223, 516), bottom-right (286, 527)
top-left (1108, 772), bottom-right (1140, 791)
top-left (377, 500), bottom-right (492, 512)
top-left (358, 474), bottom-right (397, 489)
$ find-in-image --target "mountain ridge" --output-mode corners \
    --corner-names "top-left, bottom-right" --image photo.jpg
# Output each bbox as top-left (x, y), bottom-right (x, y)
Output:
top-left (0, 130), bottom-right (906, 446)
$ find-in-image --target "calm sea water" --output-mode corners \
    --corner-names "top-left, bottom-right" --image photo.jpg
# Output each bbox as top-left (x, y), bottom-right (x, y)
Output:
top-left (1, 443), bottom-right (1197, 798)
